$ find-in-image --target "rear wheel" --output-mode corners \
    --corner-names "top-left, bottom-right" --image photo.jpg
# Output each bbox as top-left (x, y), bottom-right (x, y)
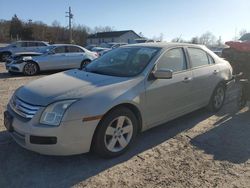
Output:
top-left (92, 107), bottom-right (138, 158)
top-left (80, 60), bottom-right (91, 69)
top-left (208, 84), bottom-right (226, 112)
top-left (23, 62), bottom-right (39, 76)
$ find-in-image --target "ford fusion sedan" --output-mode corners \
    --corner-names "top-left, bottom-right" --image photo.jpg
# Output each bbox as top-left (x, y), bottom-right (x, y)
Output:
top-left (4, 43), bottom-right (232, 158)
top-left (6, 44), bottom-right (98, 75)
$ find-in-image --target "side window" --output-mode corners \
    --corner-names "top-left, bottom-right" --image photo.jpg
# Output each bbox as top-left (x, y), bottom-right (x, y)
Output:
top-left (27, 42), bottom-right (37, 47)
top-left (37, 42), bottom-right (47, 47)
top-left (188, 48), bottom-right (209, 68)
top-left (207, 54), bottom-right (215, 64)
top-left (54, 46), bottom-right (66, 54)
top-left (67, 46), bottom-right (84, 53)
top-left (157, 48), bottom-right (187, 72)
top-left (20, 42), bottom-right (28, 47)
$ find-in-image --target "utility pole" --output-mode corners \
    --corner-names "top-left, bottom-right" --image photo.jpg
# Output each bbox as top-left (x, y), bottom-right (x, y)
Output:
top-left (66, 6), bottom-right (73, 43)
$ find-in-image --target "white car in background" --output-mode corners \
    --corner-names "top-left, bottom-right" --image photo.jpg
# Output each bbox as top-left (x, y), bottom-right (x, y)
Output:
top-left (0, 41), bottom-right (49, 61)
top-left (6, 44), bottom-right (98, 75)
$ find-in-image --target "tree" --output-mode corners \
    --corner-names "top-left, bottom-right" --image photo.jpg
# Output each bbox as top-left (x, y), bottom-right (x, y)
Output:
top-left (239, 29), bottom-right (247, 37)
top-left (93, 26), bottom-right (114, 33)
top-left (190, 37), bottom-right (199, 44)
top-left (9, 14), bottom-right (23, 40)
top-left (199, 31), bottom-right (216, 46)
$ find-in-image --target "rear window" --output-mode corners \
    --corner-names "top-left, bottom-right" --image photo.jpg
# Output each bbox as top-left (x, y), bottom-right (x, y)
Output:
top-left (188, 48), bottom-right (210, 68)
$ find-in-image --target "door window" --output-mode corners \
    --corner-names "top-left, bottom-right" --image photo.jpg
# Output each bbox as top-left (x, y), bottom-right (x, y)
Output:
top-left (207, 54), bottom-right (215, 64)
top-left (54, 46), bottom-right (66, 54)
top-left (67, 46), bottom-right (84, 53)
top-left (157, 48), bottom-right (187, 72)
top-left (188, 48), bottom-right (210, 68)
top-left (36, 42), bottom-right (47, 47)
top-left (27, 42), bottom-right (37, 47)
top-left (20, 42), bottom-right (28, 47)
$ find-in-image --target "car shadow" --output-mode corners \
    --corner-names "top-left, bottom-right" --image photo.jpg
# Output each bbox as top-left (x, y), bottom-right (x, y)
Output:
top-left (191, 104), bottom-right (250, 164)
top-left (0, 108), bottom-right (214, 188)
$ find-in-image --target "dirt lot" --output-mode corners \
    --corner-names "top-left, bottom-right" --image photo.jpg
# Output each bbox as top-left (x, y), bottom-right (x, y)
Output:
top-left (0, 63), bottom-right (250, 188)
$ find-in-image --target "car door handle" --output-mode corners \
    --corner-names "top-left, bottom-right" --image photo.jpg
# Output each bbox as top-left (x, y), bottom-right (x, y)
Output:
top-left (213, 70), bottom-right (219, 75)
top-left (183, 77), bottom-right (192, 83)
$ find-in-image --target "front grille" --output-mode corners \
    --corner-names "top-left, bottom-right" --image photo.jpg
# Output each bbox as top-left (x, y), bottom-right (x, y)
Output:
top-left (9, 96), bottom-right (40, 119)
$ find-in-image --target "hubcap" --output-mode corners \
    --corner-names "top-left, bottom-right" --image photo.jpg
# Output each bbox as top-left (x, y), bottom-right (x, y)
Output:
top-left (104, 116), bottom-right (133, 152)
top-left (214, 87), bottom-right (224, 109)
top-left (24, 63), bottom-right (37, 75)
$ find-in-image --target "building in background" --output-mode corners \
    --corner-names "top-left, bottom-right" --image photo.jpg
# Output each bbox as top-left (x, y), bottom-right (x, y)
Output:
top-left (87, 30), bottom-right (141, 45)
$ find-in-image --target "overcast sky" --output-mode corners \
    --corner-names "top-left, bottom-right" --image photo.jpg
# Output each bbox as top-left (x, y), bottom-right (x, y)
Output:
top-left (0, 0), bottom-right (249, 42)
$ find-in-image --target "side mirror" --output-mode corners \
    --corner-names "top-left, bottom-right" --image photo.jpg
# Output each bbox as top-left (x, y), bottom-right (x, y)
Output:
top-left (152, 69), bottom-right (173, 79)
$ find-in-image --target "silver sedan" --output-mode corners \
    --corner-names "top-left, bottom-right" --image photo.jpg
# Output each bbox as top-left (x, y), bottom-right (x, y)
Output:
top-left (4, 43), bottom-right (232, 157)
top-left (6, 44), bottom-right (98, 75)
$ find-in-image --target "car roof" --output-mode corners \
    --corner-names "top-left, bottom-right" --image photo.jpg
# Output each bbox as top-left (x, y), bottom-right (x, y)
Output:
top-left (15, 41), bottom-right (48, 43)
top-left (50, 44), bottom-right (82, 47)
top-left (124, 42), bottom-right (206, 50)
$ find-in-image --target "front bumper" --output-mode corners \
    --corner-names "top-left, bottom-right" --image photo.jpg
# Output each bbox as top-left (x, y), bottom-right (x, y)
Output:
top-left (5, 62), bottom-right (25, 73)
top-left (5, 105), bottom-right (99, 156)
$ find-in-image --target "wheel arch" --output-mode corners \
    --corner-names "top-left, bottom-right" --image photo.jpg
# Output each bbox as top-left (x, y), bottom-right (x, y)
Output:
top-left (90, 102), bottom-right (143, 151)
top-left (23, 60), bottom-right (40, 73)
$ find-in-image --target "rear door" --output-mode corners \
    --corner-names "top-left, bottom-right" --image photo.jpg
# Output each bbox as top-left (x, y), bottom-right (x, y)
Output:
top-left (66, 46), bottom-right (85, 68)
top-left (145, 47), bottom-right (194, 128)
top-left (187, 47), bottom-right (221, 107)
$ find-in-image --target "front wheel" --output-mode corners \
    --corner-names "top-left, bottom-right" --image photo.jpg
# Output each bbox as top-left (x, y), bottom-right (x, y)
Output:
top-left (23, 62), bottom-right (39, 76)
top-left (208, 84), bottom-right (226, 112)
top-left (92, 107), bottom-right (138, 158)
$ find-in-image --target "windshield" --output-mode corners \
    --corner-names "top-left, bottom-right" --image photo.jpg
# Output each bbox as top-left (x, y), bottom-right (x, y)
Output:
top-left (85, 47), bottom-right (160, 77)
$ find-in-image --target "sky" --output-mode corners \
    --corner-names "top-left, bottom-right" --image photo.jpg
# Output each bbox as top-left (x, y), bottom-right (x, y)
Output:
top-left (0, 0), bottom-right (250, 42)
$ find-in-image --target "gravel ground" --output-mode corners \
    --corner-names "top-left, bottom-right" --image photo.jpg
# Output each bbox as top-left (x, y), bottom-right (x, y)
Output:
top-left (0, 63), bottom-right (250, 188)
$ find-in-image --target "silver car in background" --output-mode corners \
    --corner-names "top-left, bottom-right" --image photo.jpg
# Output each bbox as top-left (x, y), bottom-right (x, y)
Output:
top-left (6, 44), bottom-right (98, 75)
top-left (4, 43), bottom-right (232, 158)
top-left (0, 41), bottom-right (49, 61)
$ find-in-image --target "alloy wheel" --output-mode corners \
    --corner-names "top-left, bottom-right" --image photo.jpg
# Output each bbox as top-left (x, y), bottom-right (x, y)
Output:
top-left (214, 87), bottom-right (225, 109)
top-left (24, 63), bottom-right (38, 75)
top-left (104, 116), bottom-right (133, 152)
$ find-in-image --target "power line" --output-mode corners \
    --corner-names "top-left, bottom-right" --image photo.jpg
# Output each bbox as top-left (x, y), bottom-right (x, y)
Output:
top-left (66, 6), bottom-right (73, 43)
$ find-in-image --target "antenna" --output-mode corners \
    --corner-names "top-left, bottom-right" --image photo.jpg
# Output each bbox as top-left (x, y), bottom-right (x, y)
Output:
top-left (66, 6), bottom-right (73, 43)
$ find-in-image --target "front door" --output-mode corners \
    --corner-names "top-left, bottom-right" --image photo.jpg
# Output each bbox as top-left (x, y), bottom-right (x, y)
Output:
top-left (144, 48), bottom-right (194, 128)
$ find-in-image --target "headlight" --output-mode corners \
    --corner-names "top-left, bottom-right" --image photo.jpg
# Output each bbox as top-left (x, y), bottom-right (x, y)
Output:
top-left (13, 60), bottom-right (24, 64)
top-left (40, 100), bottom-right (77, 126)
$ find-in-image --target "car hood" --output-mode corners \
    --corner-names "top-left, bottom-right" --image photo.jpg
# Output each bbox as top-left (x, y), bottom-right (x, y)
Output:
top-left (16, 69), bottom-right (133, 106)
top-left (14, 52), bottom-right (43, 57)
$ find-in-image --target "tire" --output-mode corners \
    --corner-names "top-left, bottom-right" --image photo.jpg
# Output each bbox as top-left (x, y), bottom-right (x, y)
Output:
top-left (1, 52), bottom-right (11, 62)
top-left (23, 62), bottom-right (39, 76)
top-left (208, 83), bottom-right (226, 112)
top-left (80, 60), bottom-right (91, 69)
top-left (92, 107), bottom-right (138, 158)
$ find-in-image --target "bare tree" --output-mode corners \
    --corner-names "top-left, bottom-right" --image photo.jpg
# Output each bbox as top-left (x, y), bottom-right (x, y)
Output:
top-left (239, 29), bottom-right (247, 37)
top-left (199, 31), bottom-right (216, 46)
top-left (190, 37), bottom-right (199, 44)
